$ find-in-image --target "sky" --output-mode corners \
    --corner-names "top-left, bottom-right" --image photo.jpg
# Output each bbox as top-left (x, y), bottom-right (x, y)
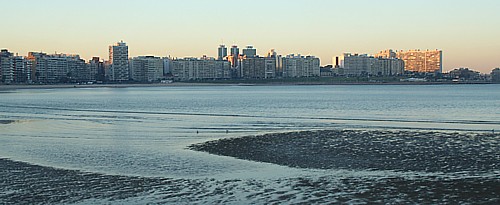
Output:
top-left (1, 0), bottom-right (499, 73)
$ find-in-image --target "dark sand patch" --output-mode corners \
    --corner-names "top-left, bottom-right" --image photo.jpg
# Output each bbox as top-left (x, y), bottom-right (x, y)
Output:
top-left (190, 130), bottom-right (500, 173)
top-left (0, 120), bottom-right (16, 124)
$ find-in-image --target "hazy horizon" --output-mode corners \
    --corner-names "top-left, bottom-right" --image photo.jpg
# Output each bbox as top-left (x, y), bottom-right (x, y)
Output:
top-left (1, 0), bottom-right (499, 73)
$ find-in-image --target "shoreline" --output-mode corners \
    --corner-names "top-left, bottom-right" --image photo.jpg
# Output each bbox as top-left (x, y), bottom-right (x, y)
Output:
top-left (0, 81), bottom-right (497, 91)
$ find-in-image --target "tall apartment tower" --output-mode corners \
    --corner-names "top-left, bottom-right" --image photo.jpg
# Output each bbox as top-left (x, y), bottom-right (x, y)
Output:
top-left (229, 45), bottom-right (240, 67)
top-left (242, 46), bottom-right (257, 57)
top-left (109, 41), bottom-right (129, 81)
top-left (218, 45), bottom-right (227, 60)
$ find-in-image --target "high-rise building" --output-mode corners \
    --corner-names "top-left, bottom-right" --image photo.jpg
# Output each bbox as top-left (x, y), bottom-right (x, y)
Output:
top-left (242, 46), bottom-right (257, 57)
top-left (339, 53), bottom-right (404, 76)
top-left (282, 54), bottom-right (321, 78)
top-left (27, 52), bottom-right (45, 82)
top-left (163, 57), bottom-right (172, 76)
top-left (218, 45), bottom-right (227, 60)
top-left (0, 49), bottom-right (28, 83)
top-left (12, 56), bottom-right (30, 83)
top-left (267, 49), bottom-right (283, 77)
top-left (229, 45), bottom-right (240, 68)
top-left (88, 57), bottom-right (105, 82)
top-left (27, 52), bottom-right (85, 83)
top-left (491, 68), bottom-right (500, 82)
top-left (377, 49), bottom-right (442, 73)
top-left (240, 57), bottom-right (275, 79)
top-left (0, 49), bottom-right (13, 83)
top-left (171, 58), bottom-right (231, 81)
top-left (130, 56), bottom-right (164, 82)
top-left (109, 41), bottom-right (129, 81)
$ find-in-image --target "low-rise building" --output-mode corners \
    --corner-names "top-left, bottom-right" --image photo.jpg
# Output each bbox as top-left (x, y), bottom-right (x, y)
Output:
top-left (449, 68), bottom-right (481, 81)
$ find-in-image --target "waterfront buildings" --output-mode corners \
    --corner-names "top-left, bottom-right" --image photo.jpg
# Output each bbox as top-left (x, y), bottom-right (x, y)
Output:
top-left (171, 58), bottom-right (231, 81)
top-left (240, 56), bottom-right (276, 79)
top-left (0, 49), bottom-right (30, 84)
top-left (109, 41), bottom-right (129, 81)
top-left (376, 49), bottom-right (443, 73)
top-left (88, 57), bottom-right (105, 82)
top-left (130, 56), bottom-right (164, 82)
top-left (338, 53), bottom-right (404, 76)
top-left (449, 68), bottom-right (481, 80)
top-left (267, 49), bottom-right (283, 77)
top-left (282, 55), bottom-right (321, 78)
top-left (26, 52), bottom-right (86, 83)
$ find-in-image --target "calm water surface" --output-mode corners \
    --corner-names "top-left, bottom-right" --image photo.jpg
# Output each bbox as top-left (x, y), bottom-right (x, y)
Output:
top-left (0, 84), bottom-right (499, 178)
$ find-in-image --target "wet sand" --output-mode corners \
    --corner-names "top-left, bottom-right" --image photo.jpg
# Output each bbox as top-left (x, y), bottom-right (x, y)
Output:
top-left (190, 130), bottom-right (500, 173)
top-left (1, 157), bottom-right (499, 204)
top-left (2, 129), bottom-right (500, 204)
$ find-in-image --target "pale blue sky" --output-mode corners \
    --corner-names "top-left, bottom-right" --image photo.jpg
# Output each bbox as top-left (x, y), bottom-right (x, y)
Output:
top-left (1, 0), bottom-right (499, 72)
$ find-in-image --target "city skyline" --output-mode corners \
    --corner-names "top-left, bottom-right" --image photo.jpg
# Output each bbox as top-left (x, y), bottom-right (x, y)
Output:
top-left (1, 0), bottom-right (499, 73)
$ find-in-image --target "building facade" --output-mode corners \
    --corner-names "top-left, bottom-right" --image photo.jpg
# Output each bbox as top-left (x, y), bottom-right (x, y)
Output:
top-left (282, 54), bottom-right (320, 78)
top-left (130, 56), bottom-right (164, 82)
top-left (171, 58), bottom-right (231, 81)
top-left (0, 49), bottom-right (30, 84)
top-left (218, 45), bottom-right (227, 60)
top-left (88, 57), bottom-right (105, 82)
top-left (242, 46), bottom-right (257, 57)
top-left (27, 52), bottom-right (86, 83)
top-left (240, 57), bottom-right (276, 79)
top-left (109, 41), bottom-right (129, 81)
top-left (339, 53), bottom-right (404, 76)
top-left (229, 45), bottom-right (240, 68)
top-left (449, 68), bottom-right (481, 80)
top-left (0, 49), bottom-right (14, 83)
top-left (491, 68), bottom-right (500, 82)
top-left (377, 49), bottom-right (442, 73)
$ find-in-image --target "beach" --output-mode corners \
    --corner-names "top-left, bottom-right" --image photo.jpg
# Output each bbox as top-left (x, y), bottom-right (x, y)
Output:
top-left (1, 129), bottom-right (499, 204)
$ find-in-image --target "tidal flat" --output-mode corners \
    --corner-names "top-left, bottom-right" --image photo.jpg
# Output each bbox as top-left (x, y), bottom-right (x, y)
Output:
top-left (2, 130), bottom-right (499, 204)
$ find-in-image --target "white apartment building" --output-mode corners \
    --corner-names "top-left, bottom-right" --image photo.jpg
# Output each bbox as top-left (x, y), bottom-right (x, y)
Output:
top-left (171, 58), bottom-right (231, 81)
top-left (109, 41), bottom-right (129, 81)
top-left (339, 53), bottom-right (404, 76)
top-left (130, 56), bottom-right (164, 82)
top-left (282, 54), bottom-right (320, 78)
